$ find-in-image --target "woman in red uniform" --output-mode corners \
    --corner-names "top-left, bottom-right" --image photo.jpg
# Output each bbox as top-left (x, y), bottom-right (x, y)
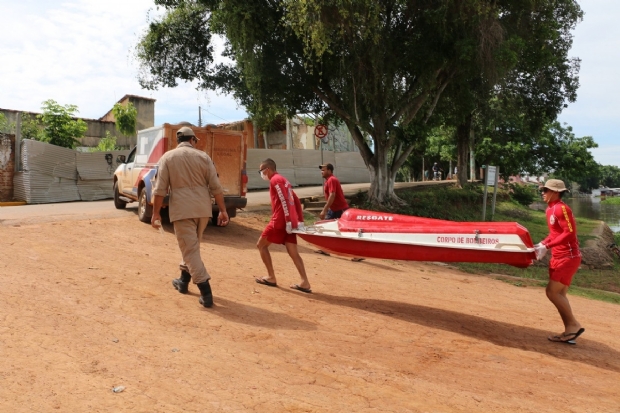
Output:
top-left (534, 179), bottom-right (585, 344)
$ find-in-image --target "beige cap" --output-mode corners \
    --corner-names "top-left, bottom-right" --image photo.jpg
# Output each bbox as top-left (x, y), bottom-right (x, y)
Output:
top-left (176, 126), bottom-right (196, 138)
top-left (543, 179), bottom-right (569, 192)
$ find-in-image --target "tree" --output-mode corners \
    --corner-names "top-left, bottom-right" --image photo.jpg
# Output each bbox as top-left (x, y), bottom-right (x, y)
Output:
top-left (0, 113), bottom-right (14, 134)
top-left (112, 102), bottom-right (138, 137)
top-left (599, 165), bottom-right (620, 189)
top-left (424, 0), bottom-right (583, 187)
top-left (476, 120), bottom-right (597, 183)
top-left (136, 0), bottom-right (582, 206)
top-left (21, 114), bottom-right (45, 141)
top-left (90, 131), bottom-right (120, 152)
top-left (37, 100), bottom-right (87, 149)
top-left (574, 166), bottom-right (601, 193)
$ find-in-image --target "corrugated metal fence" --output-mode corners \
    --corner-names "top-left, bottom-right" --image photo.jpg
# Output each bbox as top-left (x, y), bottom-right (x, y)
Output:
top-left (12, 142), bottom-right (369, 202)
top-left (247, 149), bottom-right (370, 190)
top-left (13, 140), bottom-right (130, 204)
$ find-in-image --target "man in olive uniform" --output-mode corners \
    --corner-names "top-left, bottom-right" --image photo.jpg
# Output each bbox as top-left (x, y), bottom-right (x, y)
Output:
top-left (151, 126), bottom-right (229, 308)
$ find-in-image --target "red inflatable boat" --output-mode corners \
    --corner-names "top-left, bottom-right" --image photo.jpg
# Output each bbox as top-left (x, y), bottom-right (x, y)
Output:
top-left (295, 208), bottom-right (536, 268)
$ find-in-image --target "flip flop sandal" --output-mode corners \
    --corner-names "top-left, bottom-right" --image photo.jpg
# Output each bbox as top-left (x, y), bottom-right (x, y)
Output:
top-left (255, 278), bottom-right (277, 287)
top-left (548, 328), bottom-right (585, 344)
top-left (290, 284), bottom-right (312, 294)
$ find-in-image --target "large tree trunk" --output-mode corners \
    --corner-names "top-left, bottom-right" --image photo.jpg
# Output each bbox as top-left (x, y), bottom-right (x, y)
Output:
top-left (344, 121), bottom-right (402, 207)
top-left (455, 114), bottom-right (472, 188)
top-left (367, 139), bottom-right (398, 206)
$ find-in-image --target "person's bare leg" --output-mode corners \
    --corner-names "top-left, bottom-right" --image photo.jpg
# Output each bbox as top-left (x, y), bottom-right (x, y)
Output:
top-left (546, 280), bottom-right (582, 334)
top-left (257, 236), bottom-right (277, 284)
top-left (285, 242), bottom-right (310, 290)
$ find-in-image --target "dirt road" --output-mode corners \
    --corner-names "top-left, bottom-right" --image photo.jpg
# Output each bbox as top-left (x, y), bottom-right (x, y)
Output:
top-left (1, 206), bottom-right (620, 412)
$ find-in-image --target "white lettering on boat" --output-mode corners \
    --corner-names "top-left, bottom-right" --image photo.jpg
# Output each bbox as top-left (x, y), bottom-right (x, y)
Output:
top-left (355, 215), bottom-right (394, 221)
top-left (436, 236), bottom-right (500, 245)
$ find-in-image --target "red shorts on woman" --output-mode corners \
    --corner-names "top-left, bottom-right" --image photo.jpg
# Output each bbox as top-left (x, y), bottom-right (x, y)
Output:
top-left (261, 222), bottom-right (297, 245)
top-left (549, 256), bottom-right (581, 286)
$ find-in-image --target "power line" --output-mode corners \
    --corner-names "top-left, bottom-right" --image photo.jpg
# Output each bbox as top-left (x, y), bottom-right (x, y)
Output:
top-left (200, 106), bottom-right (228, 122)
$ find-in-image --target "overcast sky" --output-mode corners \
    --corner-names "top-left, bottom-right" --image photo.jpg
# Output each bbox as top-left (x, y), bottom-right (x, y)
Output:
top-left (1, 0), bottom-right (617, 167)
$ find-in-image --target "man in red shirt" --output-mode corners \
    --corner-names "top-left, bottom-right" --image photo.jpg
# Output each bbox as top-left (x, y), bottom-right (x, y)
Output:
top-left (319, 163), bottom-right (349, 220)
top-left (254, 158), bottom-right (312, 293)
top-left (534, 179), bottom-right (584, 344)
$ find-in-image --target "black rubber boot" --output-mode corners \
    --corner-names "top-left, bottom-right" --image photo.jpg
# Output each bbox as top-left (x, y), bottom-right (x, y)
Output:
top-left (197, 280), bottom-right (213, 308)
top-left (172, 270), bottom-right (191, 294)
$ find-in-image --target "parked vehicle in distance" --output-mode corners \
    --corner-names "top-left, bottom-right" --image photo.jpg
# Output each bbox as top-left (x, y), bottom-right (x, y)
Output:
top-left (113, 123), bottom-right (248, 223)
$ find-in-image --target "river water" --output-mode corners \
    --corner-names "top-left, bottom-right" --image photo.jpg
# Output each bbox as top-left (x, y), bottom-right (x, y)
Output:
top-left (531, 197), bottom-right (620, 233)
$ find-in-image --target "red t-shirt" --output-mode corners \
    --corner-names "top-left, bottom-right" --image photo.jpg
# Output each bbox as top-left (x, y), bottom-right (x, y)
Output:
top-left (324, 175), bottom-right (349, 211)
top-left (542, 200), bottom-right (581, 259)
top-left (269, 173), bottom-right (303, 229)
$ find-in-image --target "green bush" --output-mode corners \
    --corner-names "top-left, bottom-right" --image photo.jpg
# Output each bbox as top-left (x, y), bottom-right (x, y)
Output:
top-left (0, 113), bottom-right (14, 133)
top-left (90, 132), bottom-right (120, 152)
top-left (601, 197), bottom-right (620, 205)
top-left (507, 182), bottom-right (538, 206)
top-left (21, 114), bottom-right (45, 140)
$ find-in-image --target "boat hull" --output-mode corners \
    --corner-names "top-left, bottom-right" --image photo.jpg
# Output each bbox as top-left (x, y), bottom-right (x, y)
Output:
top-left (296, 208), bottom-right (536, 268)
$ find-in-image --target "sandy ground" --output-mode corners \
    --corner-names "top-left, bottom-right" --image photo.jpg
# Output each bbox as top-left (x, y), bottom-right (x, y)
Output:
top-left (1, 209), bottom-right (620, 413)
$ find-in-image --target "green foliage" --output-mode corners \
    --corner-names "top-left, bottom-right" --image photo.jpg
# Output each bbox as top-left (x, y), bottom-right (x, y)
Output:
top-left (599, 165), bottom-right (620, 188)
top-left (136, 0), bottom-right (585, 206)
top-left (476, 121), bottom-right (597, 181)
top-left (425, 126), bottom-right (457, 164)
top-left (37, 100), bottom-right (87, 149)
top-left (0, 113), bottom-right (15, 133)
top-left (90, 132), bottom-right (120, 152)
top-left (301, 116), bottom-right (315, 127)
top-left (135, 2), bottom-right (213, 90)
top-left (357, 184), bottom-right (492, 221)
top-left (20, 114), bottom-right (45, 141)
top-left (506, 183), bottom-right (538, 207)
top-left (576, 164), bottom-right (620, 192)
top-left (602, 197), bottom-right (620, 205)
top-left (112, 102), bottom-right (138, 136)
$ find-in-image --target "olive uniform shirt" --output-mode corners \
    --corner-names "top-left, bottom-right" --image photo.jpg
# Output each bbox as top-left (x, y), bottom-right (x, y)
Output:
top-left (153, 142), bottom-right (224, 222)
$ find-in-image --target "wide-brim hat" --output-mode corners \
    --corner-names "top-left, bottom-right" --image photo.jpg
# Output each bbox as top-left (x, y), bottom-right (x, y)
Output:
top-left (542, 179), bottom-right (569, 192)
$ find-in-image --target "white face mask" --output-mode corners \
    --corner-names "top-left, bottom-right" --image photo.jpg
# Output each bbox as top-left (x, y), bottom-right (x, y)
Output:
top-left (260, 170), bottom-right (270, 181)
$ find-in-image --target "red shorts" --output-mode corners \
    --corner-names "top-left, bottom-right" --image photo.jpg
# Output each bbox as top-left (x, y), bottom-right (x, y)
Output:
top-left (261, 222), bottom-right (297, 245)
top-left (549, 256), bottom-right (581, 286)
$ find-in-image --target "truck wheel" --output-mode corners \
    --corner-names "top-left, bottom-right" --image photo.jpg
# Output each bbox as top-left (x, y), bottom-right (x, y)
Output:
top-left (113, 182), bottom-right (127, 209)
top-left (138, 188), bottom-right (152, 223)
top-left (226, 208), bottom-right (237, 218)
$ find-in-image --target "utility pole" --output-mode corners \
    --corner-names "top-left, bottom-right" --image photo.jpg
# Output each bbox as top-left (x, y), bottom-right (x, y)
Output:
top-left (198, 106), bottom-right (202, 126)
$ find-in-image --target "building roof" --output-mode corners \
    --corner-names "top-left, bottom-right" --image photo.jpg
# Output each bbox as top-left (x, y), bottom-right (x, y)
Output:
top-left (98, 94), bottom-right (156, 120)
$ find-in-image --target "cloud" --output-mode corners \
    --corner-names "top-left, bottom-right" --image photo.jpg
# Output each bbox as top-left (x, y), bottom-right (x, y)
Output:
top-left (1, 0), bottom-right (618, 169)
top-left (0, 0), bottom-right (247, 124)
top-left (557, 0), bottom-right (620, 167)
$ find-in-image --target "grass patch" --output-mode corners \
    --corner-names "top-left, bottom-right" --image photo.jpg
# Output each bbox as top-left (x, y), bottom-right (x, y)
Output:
top-left (601, 197), bottom-right (620, 205)
top-left (569, 286), bottom-right (620, 304)
top-left (492, 275), bottom-right (620, 305)
top-left (303, 211), bottom-right (318, 225)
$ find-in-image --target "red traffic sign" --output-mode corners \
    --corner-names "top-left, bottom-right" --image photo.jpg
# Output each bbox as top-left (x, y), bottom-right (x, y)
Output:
top-left (314, 124), bottom-right (328, 139)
